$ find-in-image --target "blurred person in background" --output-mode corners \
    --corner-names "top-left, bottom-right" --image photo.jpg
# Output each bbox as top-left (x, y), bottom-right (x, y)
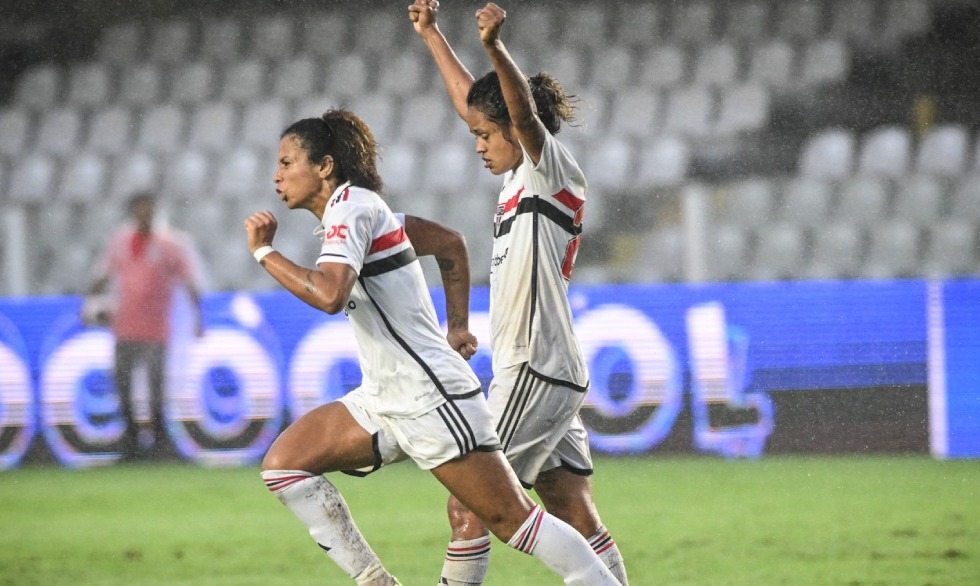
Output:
top-left (409, 2), bottom-right (629, 584)
top-left (248, 109), bottom-right (621, 585)
top-left (84, 191), bottom-right (204, 462)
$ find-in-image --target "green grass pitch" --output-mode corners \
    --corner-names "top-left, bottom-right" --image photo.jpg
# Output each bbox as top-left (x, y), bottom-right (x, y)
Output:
top-left (1, 455), bottom-right (978, 585)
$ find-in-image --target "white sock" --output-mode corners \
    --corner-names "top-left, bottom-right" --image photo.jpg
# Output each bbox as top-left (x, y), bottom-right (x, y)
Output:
top-left (262, 470), bottom-right (395, 583)
top-left (506, 506), bottom-right (621, 585)
top-left (439, 534), bottom-right (491, 585)
top-left (589, 525), bottom-right (629, 585)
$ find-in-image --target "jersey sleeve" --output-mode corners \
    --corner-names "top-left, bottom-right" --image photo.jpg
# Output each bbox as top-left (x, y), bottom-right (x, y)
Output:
top-left (316, 200), bottom-right (376, 275)
top-left (521, 133), bottom-right (587, 216)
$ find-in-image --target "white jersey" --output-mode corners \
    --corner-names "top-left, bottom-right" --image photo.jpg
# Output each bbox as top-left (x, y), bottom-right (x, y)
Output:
top-left (489, 133), bottom-right (589, 390)
top-left (317, 182), bottom-right (482, 418)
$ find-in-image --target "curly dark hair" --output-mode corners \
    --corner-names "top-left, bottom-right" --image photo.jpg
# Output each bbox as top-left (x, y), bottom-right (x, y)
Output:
top-left (281, 108), bottom-right (384, 194)
top-left (466, 71), bottom-right (577, 134)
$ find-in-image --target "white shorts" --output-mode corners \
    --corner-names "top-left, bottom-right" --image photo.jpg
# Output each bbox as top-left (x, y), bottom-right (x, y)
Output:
top-left (488, 362), bottom-right (594, 487)
top-left (339, 387), bottom-right (501, 474)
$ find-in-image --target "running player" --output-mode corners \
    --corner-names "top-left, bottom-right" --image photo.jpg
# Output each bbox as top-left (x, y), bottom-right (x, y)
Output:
top-left (245, 109), bottom-right (621, 585)
top-left (407, 2), bottom-right (629, 584)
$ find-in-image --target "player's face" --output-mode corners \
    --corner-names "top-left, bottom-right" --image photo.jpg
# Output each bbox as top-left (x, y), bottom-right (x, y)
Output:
top-left (274, 135), bottom-right (324, 210)
top-left (465, 107), bottom-right (522, 175)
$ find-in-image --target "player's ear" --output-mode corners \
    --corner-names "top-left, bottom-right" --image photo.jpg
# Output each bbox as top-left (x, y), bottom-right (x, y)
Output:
top-left (317, 155), bottom-right (334, 180)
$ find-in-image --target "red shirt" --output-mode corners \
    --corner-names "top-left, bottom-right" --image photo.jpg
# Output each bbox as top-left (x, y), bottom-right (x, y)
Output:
top-left (101, 226), bottom-right (197, 343)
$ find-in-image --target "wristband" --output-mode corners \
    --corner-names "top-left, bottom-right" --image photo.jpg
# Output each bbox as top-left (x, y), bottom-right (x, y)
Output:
top-left (253, 245), bottom-right (275, 263)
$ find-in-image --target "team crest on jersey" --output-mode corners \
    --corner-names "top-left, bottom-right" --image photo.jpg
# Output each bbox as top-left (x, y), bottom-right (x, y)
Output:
top-left (494, 203), bottom-right (505, 227)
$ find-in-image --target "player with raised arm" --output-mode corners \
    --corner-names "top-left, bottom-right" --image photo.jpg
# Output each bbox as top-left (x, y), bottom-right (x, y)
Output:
top-left (408, 2), bottom-right (630, 585)
top-left (246, 109), bottom-right (621, 585)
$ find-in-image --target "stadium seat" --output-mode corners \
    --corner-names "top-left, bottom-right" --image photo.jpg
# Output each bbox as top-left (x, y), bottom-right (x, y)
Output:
top-left (11, 63), bottom-right (63, 110)
top-left (241, 100), bottom-right (288, 149)
top-left (777, 176), bottom-right (835, 226)
top-left (583, 136), bottom-right (635, 191)
top-left (775, 0), bottom-right (825, 42)
top-left (880, 0), bottom-right (934, 49)
top-left (799, 38), bottom-right (851, 88)
top-left (835, 175), bottom-right (892, 222)
top-left (186, 101), bottom-right (239, 152)
top-left (692, 42), bottom-right (740, 87)
top-left (892, 174), bottom-right (946, 224)
top-left (863, 220), bottom-right (921, 278)
top-left (405, 92), bottom-right (453, 145)
top-left (327, 53), bottom-right (370, 99)
top-left (915, 124), bottom-right (969, 177)
top-left (717, 177), bottom-right (776, 227)
top-left (805, 221), bottom-right (865, 279)
top-left (300, 10), bottom-right (351, 58)
top-left (270, 55), bottom-right (322, 101)
top-left (636, 224), bottom-right (685, 282)
top-left (249, 14), bottom-right (296, 59)
top-left (65, 62), bottom-right (113, 107)
top-left (377, 141), bottom-right (418, 200)
top-left (634, 136), bottom-right (690, 188)
top-left (199, 18), bottom-right (243, 61)
top-left (170, 62), bottom-right (218, 104)
top-left (508, 5), bottom-right (556, 52)
top-left (96, 21), bottom-right (144, 64)
top-left (708, 223), bottom-right (753, 281)
top-left (714, 83), bottom-right (770, 136)
top-left (798, 128), bottom-right (855, 180)
top-left (857, 125), bottom-right (912, 179)
top-left (662, 85), bottom-right (715, 138)
top-left (670, 1), bottom-right (716, 44)
top-left (722, 1), bottom-right (771, 41)
top-left (829, 0), bottom-right (878, 47)
top-left (378, 52), bottom-right (428, 98)
top-left (637, 44), bottom-right (688, 89)
top-left (108, 152), bottom-right (161, 200)
top-left (921, 219), bottom-right (977, 277)
top-left (213, 147), bottom-right (272, 198)
top-left (60, 152), bottom-right (106, 202)
top-left (587, 45), bottom-right (633, 91)
top-left (746, 40), bottom-right (796, 89)
top-left (135, 104), bottom-right (186, 154)
top-left (353, 9), bottom-right (407, 55)
top-left (7, 154), bottom-right (57, 203)
top-left (948, 174), bottom-right (980, 222)
top-left (558, 4), bottom-right (608, 51)
top-left (0, 107), bottom-right (33, 156)
top-left (607, 87), bottom-right (661, 139)
top-left (146, 18), bottom-right (197, 63)
top-left (162, 150), bottom-right (211, 199)
top-left (222, 59), bottom-right (269, 103)
top-left (347, 94), bottom-right (397, 145)
top-left (34, 107), bottom-right (83, 156)
top-left (544, 46), bottom-right (587, 92)
top-left (422, 141), bottom-right (475, 192)
top-left (117, 63), bottom-right (165, 106)
top-left (85, 105), bottom-right (135, 155)
top-left (749, 222), bottom-right (808, 281)
top-left (614, 3), bottom-right (663, 48)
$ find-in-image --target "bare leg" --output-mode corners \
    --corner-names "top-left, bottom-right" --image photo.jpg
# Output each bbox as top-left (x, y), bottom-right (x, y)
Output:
top-left (262, 402), bottom-right (399, 585)
top-left (431, 451), bottom-right (620, 585)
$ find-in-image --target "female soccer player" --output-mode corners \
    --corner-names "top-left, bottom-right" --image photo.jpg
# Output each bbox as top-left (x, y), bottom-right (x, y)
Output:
top-left (245, 109), bottom-right (620, 585)
top-left (408, 2), bottom-right (630, 584)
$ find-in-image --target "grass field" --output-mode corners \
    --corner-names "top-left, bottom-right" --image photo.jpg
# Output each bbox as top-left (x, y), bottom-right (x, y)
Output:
top-left (1, 455), bottom-right (978, 585)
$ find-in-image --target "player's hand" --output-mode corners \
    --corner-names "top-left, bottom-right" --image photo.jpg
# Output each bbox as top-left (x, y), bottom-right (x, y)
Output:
top-left (409, 0), bottom-right (439, 35)
top-left (447, 328), bottom-right (478, 360)
top-left (244, 211), bottom-right (278, 253)
top-left (476, 2), bottom-right (505, 45)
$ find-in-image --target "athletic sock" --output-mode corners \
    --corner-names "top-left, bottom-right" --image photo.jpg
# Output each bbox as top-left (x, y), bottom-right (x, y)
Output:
top-left (506, 505), bottom-right (621, 586)
top-left (261, 470), bottom-right (397, 584)
top-left (439, 534), bottom-right (491, 585)
top-left (589, 525), bottom-right (629, 585)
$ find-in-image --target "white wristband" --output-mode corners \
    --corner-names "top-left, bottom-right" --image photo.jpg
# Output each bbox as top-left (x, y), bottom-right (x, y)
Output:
top-left (253, 245), bottom-right (275, 263)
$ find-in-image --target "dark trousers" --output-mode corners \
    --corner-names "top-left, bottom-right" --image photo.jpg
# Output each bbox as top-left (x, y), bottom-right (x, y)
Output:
top-left (115, 340), bottom-right (168, 458)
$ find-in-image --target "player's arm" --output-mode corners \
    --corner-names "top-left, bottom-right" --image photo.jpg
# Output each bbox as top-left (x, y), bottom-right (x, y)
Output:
top-left (245, 211), bottom-right (357, 315)
top-left (403, 214), bottom-right (478, 359)
top-left (409, 0), bottom-right (475, 120)
top-left (478, 3), bottom-right (548, 166)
